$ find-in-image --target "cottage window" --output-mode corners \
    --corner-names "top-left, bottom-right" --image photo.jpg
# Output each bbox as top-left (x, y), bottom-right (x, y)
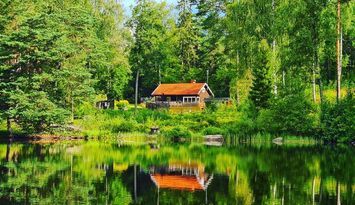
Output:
top-left (183, 96), bottom-right (199, 103)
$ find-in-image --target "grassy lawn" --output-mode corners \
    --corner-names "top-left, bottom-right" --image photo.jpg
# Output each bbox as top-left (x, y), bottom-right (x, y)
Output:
top-left (71, 105), bottom-right (242, 139)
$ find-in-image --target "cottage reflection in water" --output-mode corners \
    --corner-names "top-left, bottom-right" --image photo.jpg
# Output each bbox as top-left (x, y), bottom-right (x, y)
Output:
top-left (149, 162), bottom-right (213, 191)
top-left (149, 162), bottom-right (213, 204)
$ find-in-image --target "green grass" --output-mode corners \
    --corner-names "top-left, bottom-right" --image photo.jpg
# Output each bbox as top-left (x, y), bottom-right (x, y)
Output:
top-left (71, 104), bottom-right (241, 139)
top-left (0, 102), bottom-right (320, 141)
top-left (2, 87), bottom-right (350, 142)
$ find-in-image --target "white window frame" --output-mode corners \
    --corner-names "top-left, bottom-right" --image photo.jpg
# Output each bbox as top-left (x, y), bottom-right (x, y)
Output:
top-left (183, 96), bottom-right (199, 104)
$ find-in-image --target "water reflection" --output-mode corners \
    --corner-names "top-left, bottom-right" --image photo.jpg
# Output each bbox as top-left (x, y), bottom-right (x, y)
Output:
top-left (149, 162), bottom-right (213, 191)
top-left (0, 141), bottom-right (353, 204)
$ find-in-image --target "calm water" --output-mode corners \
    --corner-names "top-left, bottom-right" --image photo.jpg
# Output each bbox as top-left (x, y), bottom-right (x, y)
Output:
top-left (0, 140), bottom-right (353, 205)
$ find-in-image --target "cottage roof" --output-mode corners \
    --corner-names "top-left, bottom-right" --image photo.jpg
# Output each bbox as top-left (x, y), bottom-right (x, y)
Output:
top-left (151, 83), bottom-right (214, 96)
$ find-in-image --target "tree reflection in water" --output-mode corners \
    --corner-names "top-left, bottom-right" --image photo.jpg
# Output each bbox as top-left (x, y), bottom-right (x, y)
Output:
top-left (0, 141), bottom-right (353, 204)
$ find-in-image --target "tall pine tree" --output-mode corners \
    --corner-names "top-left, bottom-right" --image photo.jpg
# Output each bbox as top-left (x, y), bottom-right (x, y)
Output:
top-left (249, 40), bottom-right (272, 110)
top-left (177, 0), bottom-right (201, 80)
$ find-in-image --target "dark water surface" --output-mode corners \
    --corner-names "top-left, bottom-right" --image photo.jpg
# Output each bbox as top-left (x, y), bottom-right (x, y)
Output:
top-left (0, 140), bottom-right (353, 205)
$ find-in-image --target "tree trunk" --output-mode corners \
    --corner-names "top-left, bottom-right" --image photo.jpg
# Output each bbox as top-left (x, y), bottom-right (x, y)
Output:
top-left (135, 70), bottom-right (139, 112)
top-left (7, 117), bottom-right (13, 137)
top-left (6, 141), bottom-right (11, 162)
top-left (282, 178), bottom-right (285, 205)
top-left (312, 177), bottom-right (315, 205)
top-left (336, 181), bottom-right (341, 205)
top-left (319, 78), bottom-right (324, 104)
top-left (336, 0), bottom-right (342, 102)
top-left (158, 65), bottom-right (161, 85)
top-left (134, 164), bottom-right (137, 202)
top-left (206, 69), bottom-right (209, 84)
top-left (312, 68), bottom-right (317, 103)
top-left (236, 79), bottom-right (240, 106)
top-left (71, 92), bottom-right (74, 122)
top-left (273, 73), bottom-right (278, 96)
top-left (282, 70), bottom-right (286, 86)
top-left (314, 49), bottom-right (323, 104)
top-left (272, 0), bottom-right (278, 96)
top-left (236, 51), bottom-right (240, 106)
top-left (319, 178), bottom-right (323, 203)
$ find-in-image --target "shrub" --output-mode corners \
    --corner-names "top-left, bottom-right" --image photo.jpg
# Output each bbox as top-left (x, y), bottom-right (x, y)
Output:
top-left (237, 99), bottom-right (258, 119)
top-left (190, 120), bottom-right (209, 131)
top-left (112, 121), bottom-right (138, 133)
top-left (163, 126), bottom-right (192, 139)
top-left (204, 115), bottom-right (219, 126)
top-left (202, 126), bottom-right (225, 135)
top-left (182, 120), bottom-right (202, 132)
top-left (132, 109), bottom-right (171, 123)
top-left (320, 94), bottom-right (354, 143)
top-left (76, 102), bottom-right (97, 119)
top-left (224, 114), bottom-right (255, 136)
top-left (115, 100), bottom-right (129, 110)
top-left (259, 80), bottom-right (317, 135)
top-left (205, 100), bottom-right (218, 112)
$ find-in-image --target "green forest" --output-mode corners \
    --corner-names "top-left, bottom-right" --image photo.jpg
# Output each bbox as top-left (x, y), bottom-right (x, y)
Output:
top-left (0, 0), bottom-right (354, 143)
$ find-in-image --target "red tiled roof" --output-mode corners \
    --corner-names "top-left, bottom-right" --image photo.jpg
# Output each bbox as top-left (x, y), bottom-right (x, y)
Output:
top-left (151, 174), bottom-right (204, 191)
top-left (151, 83), bottom-right (206, 96)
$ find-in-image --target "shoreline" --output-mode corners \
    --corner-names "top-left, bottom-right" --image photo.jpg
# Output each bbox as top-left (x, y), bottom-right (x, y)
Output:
top-left (0, 133), bottom-right (352, 146)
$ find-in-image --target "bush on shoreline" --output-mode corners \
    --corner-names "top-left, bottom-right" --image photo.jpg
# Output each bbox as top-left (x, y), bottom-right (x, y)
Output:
top-left (320, 94), bottom-right (354, 143)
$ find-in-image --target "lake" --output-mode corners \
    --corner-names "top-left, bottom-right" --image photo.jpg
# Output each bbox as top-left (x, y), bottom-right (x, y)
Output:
top-left (0, 139), bottom-right (353, 204)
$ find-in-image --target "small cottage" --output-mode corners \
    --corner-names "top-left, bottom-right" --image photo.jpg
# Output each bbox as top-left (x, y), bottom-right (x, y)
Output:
top-left (147, 80), bottom-right (214, 110)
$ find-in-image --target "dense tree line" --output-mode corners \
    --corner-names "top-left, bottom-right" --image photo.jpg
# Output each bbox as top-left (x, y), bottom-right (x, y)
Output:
top-left (127, 0), bottom-right (353, 100)
top-left (0, 0), bottom-right (130, 131)
top-left (0, 0), bottom-right (353, 141)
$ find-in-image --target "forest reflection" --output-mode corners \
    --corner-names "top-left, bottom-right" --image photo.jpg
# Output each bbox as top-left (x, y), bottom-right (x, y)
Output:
top-left (0, 141), bottom-right (353, 204)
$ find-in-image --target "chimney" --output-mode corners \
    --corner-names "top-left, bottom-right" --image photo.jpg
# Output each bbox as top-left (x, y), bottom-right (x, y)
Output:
top-left (190, 79), bottom-right (196, 83)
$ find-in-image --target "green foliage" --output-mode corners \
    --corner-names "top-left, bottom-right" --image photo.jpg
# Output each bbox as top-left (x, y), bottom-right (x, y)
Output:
top-left (76, 102), bottom-right (97, 119)
top-left (202, 126), bottom-right (225, 135)
top-left (223, 114), bottom-right (255, 137)
top-left (0, 0), bottom-right (130, 132)
top-left (205, 100), bottom-right (218, 112)
top-left (127, 1), bottom-right (179, 100)
top-left (257, 79), bottom-right (317, 135)
top-left (0, 0), bottom-right (353, 142)
top-left (320, 94), bottom-right (355, 143)
top-left (249, 41), bottom-right (272, 110)
top-left (163, 126), bottom-right (192, 139)
top-left (9, 91), bottom-right (69, 133)
top-left (115, 100), bottom-right (129, 110)
top-left (111, 121), bottom-right (139, 133)
top-left (72, 108), bottom-right (245, 138)
top-left (110, 177), bottom-right (132, 205)
top-left (177, 0), bottom-right (201, 79)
